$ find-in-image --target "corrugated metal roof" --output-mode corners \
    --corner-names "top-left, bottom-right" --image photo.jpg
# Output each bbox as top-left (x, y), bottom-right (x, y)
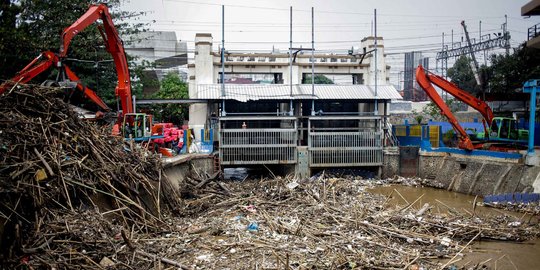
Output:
top-left (197, 84), bottom-right (402, 102)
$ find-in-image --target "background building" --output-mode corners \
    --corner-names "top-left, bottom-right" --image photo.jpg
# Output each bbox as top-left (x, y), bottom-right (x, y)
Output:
top-left (125, 31), bottom-right (188, 95)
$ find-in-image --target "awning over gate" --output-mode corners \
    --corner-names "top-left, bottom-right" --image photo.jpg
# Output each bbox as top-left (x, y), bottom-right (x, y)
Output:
top-left (197, 84), bottom-right (403, 102)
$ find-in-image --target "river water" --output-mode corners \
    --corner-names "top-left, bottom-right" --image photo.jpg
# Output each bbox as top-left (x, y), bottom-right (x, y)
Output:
top-left (368, 185), bottom-right (540, 269)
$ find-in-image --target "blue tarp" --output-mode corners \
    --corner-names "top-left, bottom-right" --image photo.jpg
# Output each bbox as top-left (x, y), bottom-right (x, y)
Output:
top-left (484, 193), bottom-right (540, 203)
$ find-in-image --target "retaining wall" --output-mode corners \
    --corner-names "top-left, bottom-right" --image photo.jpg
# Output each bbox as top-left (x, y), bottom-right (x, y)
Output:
top-left (162, 154), bottom-right (215, 194)
top-left (383, 148), bottom-right (540, 196)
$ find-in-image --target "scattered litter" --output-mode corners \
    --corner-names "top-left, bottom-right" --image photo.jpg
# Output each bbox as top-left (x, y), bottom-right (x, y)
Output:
top-left (247, 222), bottom-right (259, 232)
top-left (286, 181), bottom-right (299, 190)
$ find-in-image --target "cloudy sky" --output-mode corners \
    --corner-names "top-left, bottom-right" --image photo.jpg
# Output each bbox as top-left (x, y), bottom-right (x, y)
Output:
top-left (122, 0), bottom-right (538, 85)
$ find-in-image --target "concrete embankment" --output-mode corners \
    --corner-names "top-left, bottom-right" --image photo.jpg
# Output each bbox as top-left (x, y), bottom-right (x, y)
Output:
top-left (384, 147), bottom-right (540, 196)
top-left (162, 154), bottom-right (215, 193)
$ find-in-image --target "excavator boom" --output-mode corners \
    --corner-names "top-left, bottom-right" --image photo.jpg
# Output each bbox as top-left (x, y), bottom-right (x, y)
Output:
top-left (61, 4), bottom-right (132, 114)
top-left (423, 69), bottom-right (493, 126)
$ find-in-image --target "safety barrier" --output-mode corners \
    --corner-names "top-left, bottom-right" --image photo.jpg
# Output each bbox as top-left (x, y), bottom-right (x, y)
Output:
top-left (393, 124), bottom-right (442, 148)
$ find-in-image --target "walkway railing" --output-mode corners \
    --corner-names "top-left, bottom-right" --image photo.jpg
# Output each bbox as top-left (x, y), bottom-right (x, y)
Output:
top-left (528, 23), bottom-right (540, 41)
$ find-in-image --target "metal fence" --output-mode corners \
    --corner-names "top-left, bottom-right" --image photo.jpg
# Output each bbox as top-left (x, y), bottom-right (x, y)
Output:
top-left (219, 117), bottom-right (297, 165)
top-left (308, 117), bottom-right (383, 167)
top-left (528, 23), bottom-right (540, 41)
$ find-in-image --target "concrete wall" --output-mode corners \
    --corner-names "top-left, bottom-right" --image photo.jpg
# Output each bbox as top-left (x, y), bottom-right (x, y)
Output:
top-left (382, 148), bottom-right (400, 178)
top-left (162, 155), bottom-right (215, 194)
top-left (383, 150), bottom-right (540, 196)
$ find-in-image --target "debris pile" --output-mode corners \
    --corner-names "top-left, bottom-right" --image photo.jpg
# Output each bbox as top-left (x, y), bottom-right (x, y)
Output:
top-left (1, 85), bottom-right (539, 269)
top-left (147, 177), bottom-right (540, 269)
top-left (310, 168), bottom-right (376, 180)
top-left (0, 85), bottom-right (180, 268)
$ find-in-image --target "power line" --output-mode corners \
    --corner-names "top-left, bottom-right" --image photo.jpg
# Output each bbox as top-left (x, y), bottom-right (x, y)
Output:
top-left (163, 0), bottom-right (512, 19)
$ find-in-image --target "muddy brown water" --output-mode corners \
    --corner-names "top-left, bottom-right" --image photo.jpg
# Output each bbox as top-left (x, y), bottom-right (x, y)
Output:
top-left (368, 185), bottom-right (540, 269)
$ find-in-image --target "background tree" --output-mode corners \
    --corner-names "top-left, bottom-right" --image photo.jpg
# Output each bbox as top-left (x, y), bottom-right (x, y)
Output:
top-left (304, 74), bottom-right (334, 84)
top-left (151, 72), bottom-right (188, 124)
top-left (447, 55), bottom-right (480, 95)
top-left (484, 43), bottom-right (540, 94)
top-left (0, 0), bottom-right (148, 110)
top-left (422, 98), bottom-right (460, 121)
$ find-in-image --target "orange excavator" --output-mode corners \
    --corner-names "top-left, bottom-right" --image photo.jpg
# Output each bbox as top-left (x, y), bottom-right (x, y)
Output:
top-left (0, 3), bottom-right (132, 121)
top-left (0, 3), bottom-right (173, 154)
top-left (415, 65), bottom-right (492, 151)
top-left (416, 65), bottom-right (528, 151)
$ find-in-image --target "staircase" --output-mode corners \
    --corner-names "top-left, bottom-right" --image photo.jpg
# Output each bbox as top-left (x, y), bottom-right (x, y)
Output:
top-left (385, 123), bottom-right (400, 147)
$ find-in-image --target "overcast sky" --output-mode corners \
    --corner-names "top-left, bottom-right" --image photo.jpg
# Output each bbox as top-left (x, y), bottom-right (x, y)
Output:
top-left (122, 0), bottom-right (538, 85)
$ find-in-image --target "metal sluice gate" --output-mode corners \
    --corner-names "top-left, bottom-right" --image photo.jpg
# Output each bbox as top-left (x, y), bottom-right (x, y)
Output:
top-left (309, 131), bottom-right (383, 167)
top-left (219, 116), bottom-right (383, 167)
top-left (219, 117), bottom-right (297, 165)
top-left (308, 116), bottom-right (383, 167)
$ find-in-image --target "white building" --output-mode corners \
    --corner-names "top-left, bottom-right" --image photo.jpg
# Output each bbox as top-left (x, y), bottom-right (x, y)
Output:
top-left (187, 33), bottom-right (402, 175)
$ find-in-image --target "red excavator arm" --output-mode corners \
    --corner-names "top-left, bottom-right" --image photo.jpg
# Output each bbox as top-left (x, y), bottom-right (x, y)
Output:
top-left (0, 3), bottom-right (131, 114)
top-left (416, 65), bottom-right (476, 151)
top-left (419, 66), bottom-right (493, 126)
top-left (61, 4), bottom-right (132, 114)
top-left (0, 51), bottom-right (110, 111)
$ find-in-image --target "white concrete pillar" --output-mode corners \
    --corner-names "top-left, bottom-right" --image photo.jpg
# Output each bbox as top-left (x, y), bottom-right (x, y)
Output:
top-left (189, 33), bottom-right (213, 140)
top-left (362, 37), bottom-right (387, 86)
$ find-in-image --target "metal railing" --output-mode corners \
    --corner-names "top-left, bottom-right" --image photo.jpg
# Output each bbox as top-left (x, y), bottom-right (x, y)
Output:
top-left (220, 129), bottom-right (297, 165)
top-left (529, 23), bottom-right (540, 41)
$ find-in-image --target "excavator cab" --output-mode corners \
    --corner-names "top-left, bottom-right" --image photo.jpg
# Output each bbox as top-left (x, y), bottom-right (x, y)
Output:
top-left (488, 117), bottom-right (528, 141)
top-left (122, 113), bottom-right (153, 141)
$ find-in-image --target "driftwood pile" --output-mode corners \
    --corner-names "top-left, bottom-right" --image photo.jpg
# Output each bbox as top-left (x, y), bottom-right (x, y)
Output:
top-left (155, 177), bottom-right (539, 269)
top-left (0, 85), bottom-right (180, 268)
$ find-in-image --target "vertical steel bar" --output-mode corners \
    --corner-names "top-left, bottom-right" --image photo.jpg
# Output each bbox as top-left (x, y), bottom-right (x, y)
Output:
top-left (311, 7), bottom-right (315, 115)
top-left (221, 5), bottom-right (226, 115)
top-left (374, 9), bottom-right (378, 115)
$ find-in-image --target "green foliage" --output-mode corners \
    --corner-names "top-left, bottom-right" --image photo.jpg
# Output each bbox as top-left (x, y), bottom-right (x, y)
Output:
top-left (151, 72), bottom-right (188, 124)
top-left (0, 0), bottom-right (147, 109)
top-left (422, 99), bottom-right (459, 121)
top-left (442, 129), bottom-right (456, 147)
top-left (447, 55), bottom-right (480, 95)
top-left (131, 60), bottom-right (159, 99)
top-left (411, 109), bottom-right (424, 124)
top-left (484, 44), bottom-right (540, 94)
top-left (304, 74), bottom-right (334, 84)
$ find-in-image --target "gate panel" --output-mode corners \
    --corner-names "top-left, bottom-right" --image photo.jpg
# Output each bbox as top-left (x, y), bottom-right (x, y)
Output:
top-left (219, 117), bottom-right (297, 165)
top-left (309, 131), bottom-right (383, 167)
top-left (399, 146), bottom-right (419, 177)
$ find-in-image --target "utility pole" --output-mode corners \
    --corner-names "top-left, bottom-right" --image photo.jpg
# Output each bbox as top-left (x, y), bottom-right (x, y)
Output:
top-left (289, 6), bottom-right (294, 116)
top-left (504, 14), bottom-right (509, 55)
top-left (462, 20), bottom-right (484, 100)
top-left (221, 5), bottom-right (226, 116)
top-left (311, 7), bottom-right (315, 116)
top-left (374, 8), bottom-right (378, 115)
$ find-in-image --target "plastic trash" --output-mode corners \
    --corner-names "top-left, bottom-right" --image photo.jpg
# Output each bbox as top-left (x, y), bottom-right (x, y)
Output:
top-left (247, 222), bottom-right (259, 232)
top-left (286, 182), bottom-right (299, 190)
top-left (244, 205), bottom-right (256, 213)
